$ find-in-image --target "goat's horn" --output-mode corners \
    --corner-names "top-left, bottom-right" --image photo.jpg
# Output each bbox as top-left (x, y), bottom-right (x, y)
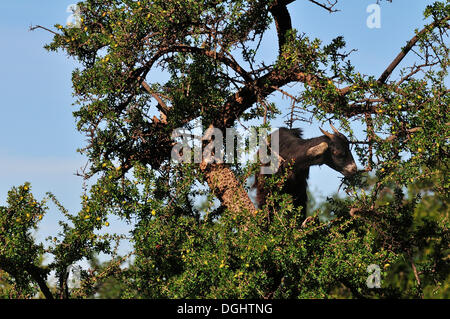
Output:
top-left (320, 127), bottom-right (334, 139)
top-left (329, 122), bottom-right (340, 135)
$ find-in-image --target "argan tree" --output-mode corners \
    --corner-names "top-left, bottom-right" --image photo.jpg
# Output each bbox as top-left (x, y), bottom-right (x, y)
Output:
top-left (1, 0), bottom-right (448, 298)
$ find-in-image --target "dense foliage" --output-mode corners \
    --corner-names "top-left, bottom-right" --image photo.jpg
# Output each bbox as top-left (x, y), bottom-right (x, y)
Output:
top-left (1, 0), bottom-right (449, 298)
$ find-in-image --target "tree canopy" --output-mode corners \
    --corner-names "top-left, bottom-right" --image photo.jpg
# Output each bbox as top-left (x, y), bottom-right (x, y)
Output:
top-left (1, 0), bottom-right (449, 299)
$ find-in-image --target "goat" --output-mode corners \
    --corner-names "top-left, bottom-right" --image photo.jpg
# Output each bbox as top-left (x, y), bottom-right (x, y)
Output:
top-left (254, 124), bottom-right (357, 219)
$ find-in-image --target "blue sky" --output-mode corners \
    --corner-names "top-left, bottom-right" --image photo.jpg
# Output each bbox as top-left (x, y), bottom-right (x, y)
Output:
top-left (0, 1), bottom-right (439, 244)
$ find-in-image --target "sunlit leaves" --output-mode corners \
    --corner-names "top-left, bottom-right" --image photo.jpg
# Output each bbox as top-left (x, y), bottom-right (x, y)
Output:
top-left (17, 0), bottom-right (448, 299)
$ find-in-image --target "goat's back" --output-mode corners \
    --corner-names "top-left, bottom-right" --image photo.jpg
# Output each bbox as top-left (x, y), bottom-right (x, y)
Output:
top-left (254, 128), bottom-right (309, 214)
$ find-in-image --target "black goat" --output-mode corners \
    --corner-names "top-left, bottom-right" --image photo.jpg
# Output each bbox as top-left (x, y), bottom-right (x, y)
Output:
top-left (254, 124), bottom-right (357, 218)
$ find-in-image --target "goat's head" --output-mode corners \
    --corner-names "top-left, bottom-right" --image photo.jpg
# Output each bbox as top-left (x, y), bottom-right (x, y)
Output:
top-left (319, 123), bottom-right (357, 177)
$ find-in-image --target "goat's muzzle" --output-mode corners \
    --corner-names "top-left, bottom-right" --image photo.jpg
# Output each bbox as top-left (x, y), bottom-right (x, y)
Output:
top-left (342, 163), bottom-right (357, 176)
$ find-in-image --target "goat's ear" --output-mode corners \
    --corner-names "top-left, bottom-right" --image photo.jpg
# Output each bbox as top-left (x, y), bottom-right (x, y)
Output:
top-left (320, 127), bottom-right (334, 140)
top-left (306, 142), bottom-right (328, 157)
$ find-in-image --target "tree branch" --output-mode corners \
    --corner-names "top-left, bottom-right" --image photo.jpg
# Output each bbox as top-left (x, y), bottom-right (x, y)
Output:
top-left (385, 126), bottom-right (422, 142)
top-left (337, 16), bottom-right (449, 95)
top-left (221, 69), bottom-right (325, 128)
top-left (140, 79), bottom-right (170, 117)
top-left (383, 123), bottom-right (448, 142)
top-left (0, 256), bottom-right (54, 299)
top-left (144, 45), bottom-right (252, 82)
top-left (269, 1), bottom-right (293, 53)
top-left (26, 264), bottom-right (54, 300)
top-left (378, 16), bottom-right (450, 84)
top-left (29, 24), bottom-right (58, 35)
top-left (307, 0), bottom-right (339, 13)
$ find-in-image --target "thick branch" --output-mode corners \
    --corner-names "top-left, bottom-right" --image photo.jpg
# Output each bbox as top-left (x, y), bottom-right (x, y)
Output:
top-left (140, 79), bottom-right (170, 116)
top-left (307, 0), bottom-right (339, 13)
top-left (199, 125), bottom-right (257, 216)
top-left (200, 162), bottom-right (257, 216)
top-left (269, 1), bottom-right (294, 53)
top-left (0, 256), bottom-right (54, 300)
top-left (220, 69), bottom-right (327, 128)
top-left (25, 264), bottom-right (54, 300)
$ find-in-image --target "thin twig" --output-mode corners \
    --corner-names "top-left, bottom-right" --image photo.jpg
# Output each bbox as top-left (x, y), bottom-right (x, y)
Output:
top-left (29, 24), bottom-right (58, 35)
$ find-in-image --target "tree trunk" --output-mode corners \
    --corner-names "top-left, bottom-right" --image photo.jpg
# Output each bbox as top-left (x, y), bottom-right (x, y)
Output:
top-left (200, 162), bottom-right (257, 216)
